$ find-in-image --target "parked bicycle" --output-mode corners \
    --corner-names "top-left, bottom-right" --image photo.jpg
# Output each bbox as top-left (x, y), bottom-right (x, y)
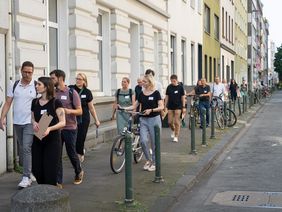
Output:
top-left (187, 95), bottom-right (200, 129)
top-left (110, 109), bottom-right (144, 174)
top-left (211, 95), bottom-right (237, 129)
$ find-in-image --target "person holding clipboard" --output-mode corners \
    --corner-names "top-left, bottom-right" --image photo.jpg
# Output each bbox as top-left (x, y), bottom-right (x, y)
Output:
top-left (31, 77), bottom-right (65, 186)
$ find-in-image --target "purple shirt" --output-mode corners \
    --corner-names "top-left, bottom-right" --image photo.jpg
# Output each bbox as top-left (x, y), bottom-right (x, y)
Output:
top-left (55, 86), bottom-right (81, 130)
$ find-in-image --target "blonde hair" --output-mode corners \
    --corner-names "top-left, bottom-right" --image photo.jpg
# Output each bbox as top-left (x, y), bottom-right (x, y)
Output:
top-left (122, 77), bottom-right (130, 84)
top-left (143, 74), bottom-right (155, 91)
top-left (77, 73), bottom-right (88, 87)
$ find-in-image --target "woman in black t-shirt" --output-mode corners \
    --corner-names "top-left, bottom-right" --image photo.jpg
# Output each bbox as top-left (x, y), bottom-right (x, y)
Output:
top-left (31, 77), bottom-right (65, 186)
top-left (70, 73), bottom-right (100, 163)
top-left (124, 74), bottom-right (164, 172)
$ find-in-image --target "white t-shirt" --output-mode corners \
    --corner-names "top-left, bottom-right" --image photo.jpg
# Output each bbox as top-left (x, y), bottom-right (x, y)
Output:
top-left (211, 83), bottom-right (225, 99)
top-left (7, 79), bottom-right (37, 125)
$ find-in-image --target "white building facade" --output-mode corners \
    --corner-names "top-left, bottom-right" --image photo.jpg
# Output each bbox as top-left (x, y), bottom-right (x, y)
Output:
top-left (220, 0), bottom-right (235, 82)
top-left (168, 0), bottom-right (203, 85)
top-left (0, 0), bottom-right (9, 174)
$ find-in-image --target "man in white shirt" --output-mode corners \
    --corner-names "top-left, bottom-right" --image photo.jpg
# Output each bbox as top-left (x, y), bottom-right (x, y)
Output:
top-left (0, 61), bottom-right (37, 188)
top-left (211, 76), bottom-right (226, 100)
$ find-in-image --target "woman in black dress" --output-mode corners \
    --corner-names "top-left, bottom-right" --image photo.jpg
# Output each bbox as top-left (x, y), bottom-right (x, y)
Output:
top-left (31, 77), bottom-right (65, 185)
top-left (229, 79), bottom-right (238, 102)
top-left (70, 73), bottom-right (100, 162)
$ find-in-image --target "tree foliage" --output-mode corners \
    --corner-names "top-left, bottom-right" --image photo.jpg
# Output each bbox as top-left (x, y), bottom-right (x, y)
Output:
top-left (274, 45), bottom-right (282, 80)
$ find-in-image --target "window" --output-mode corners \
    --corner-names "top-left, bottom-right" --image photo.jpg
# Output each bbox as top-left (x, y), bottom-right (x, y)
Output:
top-left (209, 56), bottom-right (212, 82)
top-left (48, 0), bottom-right (58, 71)
top-left (204, 55), bottom-right (208, 79)
top-left (97, 10), bottom-right (110, 93)
top-left (190, 0), bottom-right (195, 9)
top-left (198, 0), bottom-right (202, 14)
top-left (225, 11), bottom-right (228, 41)
top-left (228, 15), bottom-right (231, 42)
top-left (231, 19), bottom-right (233, 44)
top-left (191, 43), bottom-right (195, 85)
top-left (204, 4), bottom-right (210, 34)
top-left (170, 35), bottom-right (176, 74)
top-left (222, 7), bottom-right (225, 38)
top-left (181, 39), bottom-right (186, 84)
top-left (214, 58), bottom-right (216, 78)
top-left (214, 15), bottom-right (219, 40)
top-left (97, 14), bottom-right (103, 91)
top-left (222, 55), bottom-right (225, 80)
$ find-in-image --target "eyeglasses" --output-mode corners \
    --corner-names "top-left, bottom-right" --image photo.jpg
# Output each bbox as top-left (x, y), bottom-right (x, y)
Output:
top-left (76, 78), bottom-right (84, 81)
top-left (22, 71), bottom-right (33, 75)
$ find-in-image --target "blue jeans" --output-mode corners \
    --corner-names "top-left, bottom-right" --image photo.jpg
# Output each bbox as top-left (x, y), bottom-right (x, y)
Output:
top-left (199, 101), bottom-right (210, 127)
top-left (57, 129), bottom-right (82, 184)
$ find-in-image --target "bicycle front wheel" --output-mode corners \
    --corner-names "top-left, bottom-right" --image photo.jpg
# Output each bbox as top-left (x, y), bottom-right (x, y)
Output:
top-left (215, 109), bottom-right (224, 129)
top-left (226, 108), bottom-right (237, 127)
top-left (133, 135), bottom-right (144, 163)
top-left (110, 135), bottom-right (126, 174)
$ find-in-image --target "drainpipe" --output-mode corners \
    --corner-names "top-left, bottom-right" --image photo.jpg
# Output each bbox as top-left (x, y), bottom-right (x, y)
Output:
top-left (6, 0), bottom-right (15, 172)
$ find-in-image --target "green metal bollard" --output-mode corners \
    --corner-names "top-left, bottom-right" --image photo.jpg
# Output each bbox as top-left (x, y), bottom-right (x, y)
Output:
top-left (153, 125), bottom-right (164, 183)
top-left (225, 101), bottom-right (228, 127)
top-left (245, 95), bottom-right (248, 112)
top-left (238, 98), bottom-right (241, 116)
top-left (210, 105), bottom-right (215, 139)
top-left (242, 95), bottom-right (245, 113)
top-left (190, 114), bottom-right (197, 154)
top-left (201, 108), bottom-right (207, 147)
top-left (124, 133), bottom-right (134, 204)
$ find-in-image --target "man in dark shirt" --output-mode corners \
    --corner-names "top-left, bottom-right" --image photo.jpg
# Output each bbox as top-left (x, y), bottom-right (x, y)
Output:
top-left (165, 74), bottom-right (186, 142)
top-left (195, 78), bottom-right (211, 128)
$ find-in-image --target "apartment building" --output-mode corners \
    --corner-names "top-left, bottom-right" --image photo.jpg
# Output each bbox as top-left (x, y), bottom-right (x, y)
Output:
top-left (234, 0), bottom-right (248, 83)
top-left (202, 0), bottom-right (220, 82)
top-left (220, 0), bottom-right (235, 82)
top-left (168, 0), bottom-right (203, 85)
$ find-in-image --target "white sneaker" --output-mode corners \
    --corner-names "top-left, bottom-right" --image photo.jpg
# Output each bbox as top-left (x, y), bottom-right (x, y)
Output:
top-left (30, 173), bottom-right (36, 182)
top-left (147, 164), bottom-right (156, 172)
top-left (170, 132), bottom-right (175, 139)
top-left (18, 176), bottom-right (32, 188)
top-left (149, 148), bottom-right (153, 155)
top-left (173, 137), bottom-right (178, 142)
top-left (143, 161), bottom-right (151, 170)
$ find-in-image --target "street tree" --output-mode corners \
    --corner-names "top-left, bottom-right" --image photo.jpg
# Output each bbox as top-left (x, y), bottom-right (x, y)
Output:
top-left (274, 44), bottom-right (282, 81)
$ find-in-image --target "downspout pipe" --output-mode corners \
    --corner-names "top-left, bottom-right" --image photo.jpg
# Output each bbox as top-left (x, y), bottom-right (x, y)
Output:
top-left (6, 0), bottom-right (15, 172)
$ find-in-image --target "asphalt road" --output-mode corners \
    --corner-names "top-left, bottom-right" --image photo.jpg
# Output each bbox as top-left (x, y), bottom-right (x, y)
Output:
top-left (169, 91), bottom-right (282, 212)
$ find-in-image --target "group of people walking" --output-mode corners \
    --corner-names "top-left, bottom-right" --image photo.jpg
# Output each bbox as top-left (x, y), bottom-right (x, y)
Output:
top-left (0, 60), bottom-right (245, 188)
top-left (0, 61), bottom-right (100, 188)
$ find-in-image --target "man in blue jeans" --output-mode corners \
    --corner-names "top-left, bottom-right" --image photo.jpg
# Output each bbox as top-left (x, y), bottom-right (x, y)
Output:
top-left (50, 69), bottom-right (83, 188)
top-left (195, 78), bottom-right (211, 128)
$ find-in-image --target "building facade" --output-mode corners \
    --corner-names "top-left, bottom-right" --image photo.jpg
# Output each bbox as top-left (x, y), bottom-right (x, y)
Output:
top-left (234, 0), bottom-right (248, 83)
top-left (220, 0), bottom-right (235, 83)
top-left (202, 0), bottom-right (220, 82)
top-left (168, 0), bottom-right (203, 85)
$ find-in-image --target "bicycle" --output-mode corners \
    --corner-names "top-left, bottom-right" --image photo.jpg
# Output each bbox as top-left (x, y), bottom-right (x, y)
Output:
top-left (187, 95), bottom-right (200, 129)
top-left (110, 109), bottom-right (144, 174)
top-left (211, 95), bottom-right (237, 129)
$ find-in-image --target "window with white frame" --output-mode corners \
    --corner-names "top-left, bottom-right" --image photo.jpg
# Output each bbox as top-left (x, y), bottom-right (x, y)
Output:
top-left (198, 0), bottom-right (202, 14)
top-left (97, 10), bottom-right (110, 94)
top-left (97, 14), bottom-right (103, 91)
top-left (48, 0), bottom-right (58, 71)
top-left (190, 0), bottom-right (195, 9)
top-left (170, 35), bottom-right (176, 74)
top-left (204, 4), bottom-right (210, 34)
top-left (181, 39), bottom-right (186, 84)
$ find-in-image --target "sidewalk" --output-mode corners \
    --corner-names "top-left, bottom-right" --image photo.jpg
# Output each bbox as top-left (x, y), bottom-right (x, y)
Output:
top-left (0, 101), bottom-right (262, 212)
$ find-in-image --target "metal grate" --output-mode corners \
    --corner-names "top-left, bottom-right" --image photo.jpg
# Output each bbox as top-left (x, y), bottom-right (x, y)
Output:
top-left (232, 195), bottom-right (250, 202)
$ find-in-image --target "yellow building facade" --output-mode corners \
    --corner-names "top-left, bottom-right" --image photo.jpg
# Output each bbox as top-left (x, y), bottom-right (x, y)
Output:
top-left (202, 0), bottom-right (220, 82)
top-left (235, 0), bottom-right (248, 82)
